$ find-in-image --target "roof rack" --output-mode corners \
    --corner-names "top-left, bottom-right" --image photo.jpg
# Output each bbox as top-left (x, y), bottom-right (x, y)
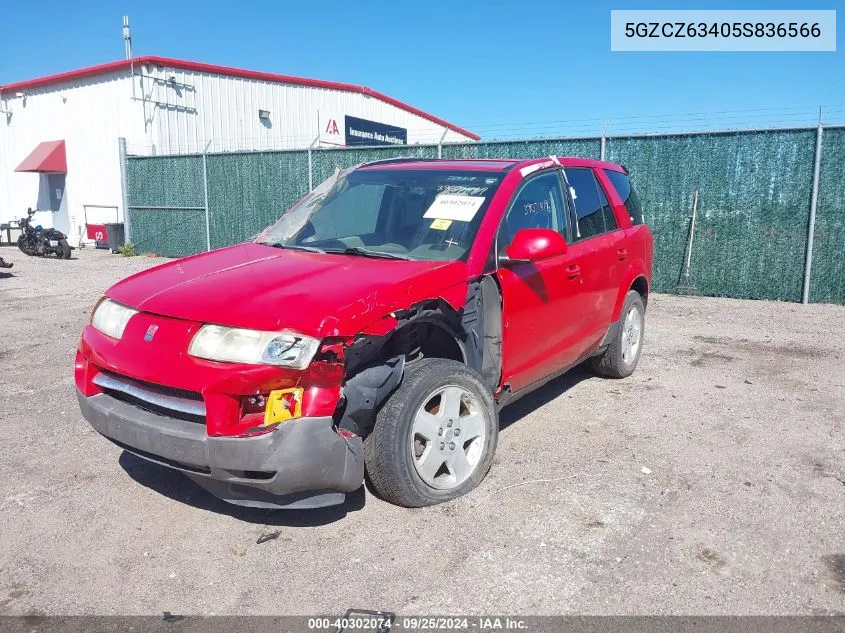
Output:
top-left (361, 157), bottom-right (437, 167)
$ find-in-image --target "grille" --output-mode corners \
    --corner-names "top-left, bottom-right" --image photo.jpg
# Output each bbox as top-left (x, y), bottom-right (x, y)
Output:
top-left (93, 371), bottom-right (206, 424)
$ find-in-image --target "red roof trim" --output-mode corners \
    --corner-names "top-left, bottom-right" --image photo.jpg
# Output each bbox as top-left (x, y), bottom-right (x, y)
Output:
top-left (1, 59), bottom-right (131, 93)
top-left (0, 56), bottom-right (480, 141)
top-left (15, 140), bottom-right (67, 173)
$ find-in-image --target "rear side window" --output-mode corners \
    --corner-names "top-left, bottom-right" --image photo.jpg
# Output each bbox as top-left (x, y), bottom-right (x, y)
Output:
top-left (605, 169), bottom-right (645, 225)
top-left (596, 178), bottom-right (618, 232)
top-left (564, 168), bottom-right (607, 240)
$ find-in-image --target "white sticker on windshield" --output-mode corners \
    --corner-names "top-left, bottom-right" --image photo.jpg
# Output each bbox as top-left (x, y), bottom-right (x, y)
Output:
top-left (423, 195), bottom-right (486, 222)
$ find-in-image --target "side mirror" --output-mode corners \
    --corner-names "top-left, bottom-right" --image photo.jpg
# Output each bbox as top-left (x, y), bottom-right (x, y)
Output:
top-left (503, 228), bottom-right (567, 265)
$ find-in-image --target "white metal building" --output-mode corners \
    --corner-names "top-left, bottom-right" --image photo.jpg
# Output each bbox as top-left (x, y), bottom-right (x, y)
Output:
top-left (0, 56), bottom-right (479, 246)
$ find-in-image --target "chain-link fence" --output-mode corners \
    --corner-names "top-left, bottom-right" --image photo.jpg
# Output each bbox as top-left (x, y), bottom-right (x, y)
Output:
top-left (124, 125), bottom-right (845, 304)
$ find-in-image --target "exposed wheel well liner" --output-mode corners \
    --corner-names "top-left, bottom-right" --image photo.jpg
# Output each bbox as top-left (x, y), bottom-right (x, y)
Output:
top-left (336, 276), bottom-right (504, 438)
top-left (631, 275), bottom-right (649, 307)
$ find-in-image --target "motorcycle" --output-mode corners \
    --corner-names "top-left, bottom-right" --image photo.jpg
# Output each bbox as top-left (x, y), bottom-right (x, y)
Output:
top-left (17, 208), bottom-right (72, 259)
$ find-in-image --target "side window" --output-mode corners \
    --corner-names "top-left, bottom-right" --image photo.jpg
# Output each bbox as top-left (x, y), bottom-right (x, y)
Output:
top-left (497, 171), bottom-right (567, 255)
top-left (605, 169), bottom-right (645, 225)
top-left (564, 167), bottom-right (605, 240)
top-left (596, 178), bottom-right (618, 232)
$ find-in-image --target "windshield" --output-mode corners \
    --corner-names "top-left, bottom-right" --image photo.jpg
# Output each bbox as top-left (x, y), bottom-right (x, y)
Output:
top-left (256, 167), bottom-right (504, 261)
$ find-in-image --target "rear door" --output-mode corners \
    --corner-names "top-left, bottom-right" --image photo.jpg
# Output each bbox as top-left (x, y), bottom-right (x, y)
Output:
top-left (563, 167), bottom-right (626, 346)
top-left (496, 169), bottom-right (592, 391)
top-left (603, 168), bottom-right (653, 279)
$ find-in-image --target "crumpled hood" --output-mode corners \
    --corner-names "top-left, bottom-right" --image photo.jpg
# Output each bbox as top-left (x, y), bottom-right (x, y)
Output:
top-left (106, 242), bottom-right (469, 337)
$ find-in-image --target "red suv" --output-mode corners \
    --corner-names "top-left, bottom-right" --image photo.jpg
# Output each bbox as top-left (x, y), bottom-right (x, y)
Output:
top-left (75, 157), bottom-right (653, 509)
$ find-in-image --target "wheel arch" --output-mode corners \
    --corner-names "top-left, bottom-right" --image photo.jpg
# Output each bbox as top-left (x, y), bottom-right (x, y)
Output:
top-left (612, 269), bottom-right (650, 320)
top-left (336, 276), bottom-right (503, 438)
top-left (386, 315), bottom-right (467, 364)
top-left (630, 275), bottom-right (649, 308)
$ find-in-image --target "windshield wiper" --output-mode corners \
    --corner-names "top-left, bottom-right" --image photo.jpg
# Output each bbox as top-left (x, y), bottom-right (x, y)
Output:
top-left (267, 243), bottom-right (326, 253)
top-left (324, 247), bottom-right (413, 260)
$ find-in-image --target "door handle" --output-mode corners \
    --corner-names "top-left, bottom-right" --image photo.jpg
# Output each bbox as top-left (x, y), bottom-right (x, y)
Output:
top-left (565, 264), bottom-right (581, 279)
top-left (617, 248), bottom-right (628, 261)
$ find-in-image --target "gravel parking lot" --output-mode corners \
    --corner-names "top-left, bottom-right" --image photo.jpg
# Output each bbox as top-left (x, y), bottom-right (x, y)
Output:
top-left (1, 248), bottom-right (844, 616)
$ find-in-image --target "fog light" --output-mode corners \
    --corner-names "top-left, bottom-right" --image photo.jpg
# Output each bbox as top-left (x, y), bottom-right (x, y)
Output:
top-left (264, 388), bottom-right (303, 426)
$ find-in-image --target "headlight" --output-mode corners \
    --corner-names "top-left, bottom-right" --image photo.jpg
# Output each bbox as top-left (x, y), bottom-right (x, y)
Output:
top-left (188, 325), bottom-right (320, 368)
top-left (91, 298), bottom-right (138, 340)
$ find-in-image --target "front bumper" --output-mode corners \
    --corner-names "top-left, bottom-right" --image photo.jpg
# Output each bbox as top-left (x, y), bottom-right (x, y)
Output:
top-left (78, 391), bottom-right (364, 508)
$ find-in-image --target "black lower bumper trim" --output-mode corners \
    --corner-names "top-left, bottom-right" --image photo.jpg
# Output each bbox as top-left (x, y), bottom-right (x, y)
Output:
top-left (107, 436), bottom-right (212, 474)
top-left (183, 476), bottom-right (347, 509)
top-left (77, 391), bottom-right (364, 505)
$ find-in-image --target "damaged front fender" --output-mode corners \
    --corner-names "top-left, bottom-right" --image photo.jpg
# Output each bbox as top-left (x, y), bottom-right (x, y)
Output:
top-left (328, 274), bottom-right (504, 440)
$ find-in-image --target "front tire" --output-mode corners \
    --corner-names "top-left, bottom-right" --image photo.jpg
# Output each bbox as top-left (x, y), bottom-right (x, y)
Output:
top-left (364, 358), bottom-right (498, 507)
top-left (57, 239), bottom-right (71, 259)
top-left (17, 235), bottom-right (35, 256)
top-left (592, 290), bottom-right (645, 378)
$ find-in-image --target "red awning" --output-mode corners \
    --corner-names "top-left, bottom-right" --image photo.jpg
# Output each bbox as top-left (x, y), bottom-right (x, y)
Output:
top-left (15, 140), bottom-right (67, 173)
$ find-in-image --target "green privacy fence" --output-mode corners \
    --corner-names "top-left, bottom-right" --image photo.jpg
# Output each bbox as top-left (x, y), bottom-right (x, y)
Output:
top-left (605, 130), bottom-right (817, 302)
top-left (312, 145), bottom-right (439, 185)
top-left (125, 126), bottom-right (845, 303)
top-left (442, 138), bottom-right (602, 160)
top-left (126, 155), bottom-right (207, 257)
top-left (813, 128), bottom-right (845, 304)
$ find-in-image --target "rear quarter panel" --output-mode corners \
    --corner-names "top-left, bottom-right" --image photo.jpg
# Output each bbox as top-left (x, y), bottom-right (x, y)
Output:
top-left (595, 168), bottom-right (654, 320)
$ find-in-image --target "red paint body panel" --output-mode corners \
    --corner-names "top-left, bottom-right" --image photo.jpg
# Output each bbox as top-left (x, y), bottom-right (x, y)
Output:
top-left (594, 167), bottom-right (654, 320)
top-left (74, 317), bottom-right (343, 436)
top-left (106, 242), bottom-right (469, 338)
top-left (359, 159), bottom-right (518, 172)
top-left (497, 251), bottom-right (590, 390)
top-left (474, 158), bottom-right (652, 391)
top-left (77, 157), bottom-right (652, 440)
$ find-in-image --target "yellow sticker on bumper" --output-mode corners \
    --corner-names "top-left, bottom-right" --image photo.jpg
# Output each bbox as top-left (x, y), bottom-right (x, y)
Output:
top-left (263, 388), bottom-right (303, 425)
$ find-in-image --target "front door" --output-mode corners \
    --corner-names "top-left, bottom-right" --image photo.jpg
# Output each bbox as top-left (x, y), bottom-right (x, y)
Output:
top-left (496, 170), bottom-right (592, 392)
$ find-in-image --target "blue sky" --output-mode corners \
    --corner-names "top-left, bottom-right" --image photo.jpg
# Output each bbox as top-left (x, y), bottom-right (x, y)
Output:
top-left (0, 0), bottom-right (842, 138)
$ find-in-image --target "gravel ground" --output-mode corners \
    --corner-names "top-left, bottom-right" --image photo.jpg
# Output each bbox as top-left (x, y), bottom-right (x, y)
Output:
top-left (1, 248), bottom-right (844, 616)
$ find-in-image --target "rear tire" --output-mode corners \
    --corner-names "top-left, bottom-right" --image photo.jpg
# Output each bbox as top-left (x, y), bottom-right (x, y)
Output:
top-left (592, 290), bottom-right (645, 378)
top-left (58, 239), bottom-right (71, 259)
top-left (364, 358), bottom-right (498, 507)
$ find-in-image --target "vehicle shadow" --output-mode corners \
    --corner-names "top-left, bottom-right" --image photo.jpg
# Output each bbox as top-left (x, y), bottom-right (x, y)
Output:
top-left (118, 451), bottom-right (366, 526)
top-left (116, 363), bottom-right (597, 523)
top-left (498, 361), bottom-right (596, 432)
top-left (0, 272), bottom-right (14, 279)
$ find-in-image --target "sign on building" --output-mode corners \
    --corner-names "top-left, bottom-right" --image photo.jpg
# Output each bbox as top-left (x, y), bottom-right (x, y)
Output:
top-left (345, 115), bottom-right (407, 146)
top-left (319, 113), bottom-right (407, 147)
